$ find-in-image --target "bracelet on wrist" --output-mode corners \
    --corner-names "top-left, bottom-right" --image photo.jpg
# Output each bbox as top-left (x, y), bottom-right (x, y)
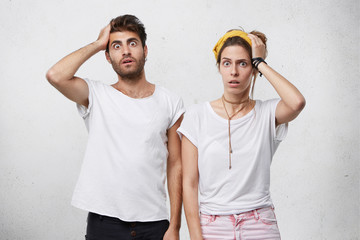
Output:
top-left (252, 57), bottom-right (267, 77)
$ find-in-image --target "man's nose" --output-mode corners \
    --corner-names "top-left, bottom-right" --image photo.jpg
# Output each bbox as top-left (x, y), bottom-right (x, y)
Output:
top-left (122, 45), bottom-right (131, 56)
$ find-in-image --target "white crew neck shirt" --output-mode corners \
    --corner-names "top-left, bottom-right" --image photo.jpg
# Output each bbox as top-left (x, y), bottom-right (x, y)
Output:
top-left (72, 78), bottom-right (184, 221)
top-left (177, 99), bottom-right (288, 215)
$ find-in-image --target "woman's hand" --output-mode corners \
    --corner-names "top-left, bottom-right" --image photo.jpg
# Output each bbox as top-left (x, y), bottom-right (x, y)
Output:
top-left (248, 34), bottom-right (266, 59)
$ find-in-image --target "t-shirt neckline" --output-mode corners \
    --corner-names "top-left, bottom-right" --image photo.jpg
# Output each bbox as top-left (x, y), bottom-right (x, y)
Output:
top-left (109, 84), bottom-right (157, 101)
top-left (205, 101), bottom-right (256, 124)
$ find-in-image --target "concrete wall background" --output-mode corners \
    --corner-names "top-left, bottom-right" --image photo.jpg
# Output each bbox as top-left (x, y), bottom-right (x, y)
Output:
top-left (0, 0), bottom-right (358, 239)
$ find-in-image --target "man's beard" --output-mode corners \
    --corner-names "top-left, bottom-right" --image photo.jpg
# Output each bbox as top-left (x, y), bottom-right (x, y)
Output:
top-left (110, 53), bottom-right (146, 82)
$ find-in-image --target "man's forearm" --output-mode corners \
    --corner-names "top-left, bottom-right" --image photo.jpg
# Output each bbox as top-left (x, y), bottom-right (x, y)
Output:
top-left (46, 41), bottom-right (103, 83)
top-left (167, 158), bottom-right (182, 230)
top-left (46, 24), bottom-right (110, 84)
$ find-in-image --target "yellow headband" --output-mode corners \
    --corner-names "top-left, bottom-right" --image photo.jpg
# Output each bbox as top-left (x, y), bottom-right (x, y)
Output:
top-left (213, 30), bottom-right (252, 60)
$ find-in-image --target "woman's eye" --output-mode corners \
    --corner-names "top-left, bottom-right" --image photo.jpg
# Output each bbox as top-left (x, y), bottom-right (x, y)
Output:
top-left (240, 62), bottom-right (247, 67)
top-left (113, 44), bottom-right (121, 49)
top-left (223, 61), bottom-right (230, 67)
top-left (130, 41), bottom-right (137, 47)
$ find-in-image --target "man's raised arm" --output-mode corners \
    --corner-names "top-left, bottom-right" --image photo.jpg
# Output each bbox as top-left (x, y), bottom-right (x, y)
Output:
top-left (46, 24), bottom-right (110, 107)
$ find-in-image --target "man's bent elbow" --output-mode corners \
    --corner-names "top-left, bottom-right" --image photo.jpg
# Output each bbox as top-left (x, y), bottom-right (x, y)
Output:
top-left (46, 68), bottom-right (71, 88)
top-left (46, 68), bottom-right (59, 85)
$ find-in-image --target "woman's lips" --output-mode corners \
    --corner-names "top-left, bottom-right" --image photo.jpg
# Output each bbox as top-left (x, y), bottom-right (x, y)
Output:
top-left (228, 80), bottom-right (240, 87)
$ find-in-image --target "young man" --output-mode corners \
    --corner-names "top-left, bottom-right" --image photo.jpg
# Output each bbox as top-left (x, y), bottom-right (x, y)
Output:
top-left (46, 15), bottom-right (184, 240)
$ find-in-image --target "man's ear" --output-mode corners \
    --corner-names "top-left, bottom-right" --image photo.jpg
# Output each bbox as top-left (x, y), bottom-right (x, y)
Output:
top-left (144, 45), bottom-right (148, 58)
top-left (105, 51), bottom-right (112, 64)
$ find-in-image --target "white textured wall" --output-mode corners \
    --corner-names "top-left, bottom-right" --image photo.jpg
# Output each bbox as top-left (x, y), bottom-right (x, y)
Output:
top-left (0, 0), bottom-right (359, 239)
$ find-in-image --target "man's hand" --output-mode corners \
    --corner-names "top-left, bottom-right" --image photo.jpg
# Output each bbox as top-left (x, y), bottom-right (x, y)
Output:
top-left (96, 24), bottom-right (111, 51)
top-left (163, 226), bottom-right (179, 240)
top-left (46, 23), bottom-right (112, 106)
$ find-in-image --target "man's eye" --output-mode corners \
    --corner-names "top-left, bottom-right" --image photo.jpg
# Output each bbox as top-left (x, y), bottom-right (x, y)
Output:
top-left (113, 44), bottom-right (121, 49)
top-left (130, 41), bottom-right (137, 47)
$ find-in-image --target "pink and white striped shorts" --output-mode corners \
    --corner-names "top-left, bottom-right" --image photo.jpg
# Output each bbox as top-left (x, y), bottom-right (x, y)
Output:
top-left (200, 207), bottom-right (281, 240)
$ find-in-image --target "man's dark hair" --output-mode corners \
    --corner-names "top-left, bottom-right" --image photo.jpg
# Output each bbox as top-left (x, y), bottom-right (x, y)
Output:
top-left (106, 15), bottom-right (147, 52)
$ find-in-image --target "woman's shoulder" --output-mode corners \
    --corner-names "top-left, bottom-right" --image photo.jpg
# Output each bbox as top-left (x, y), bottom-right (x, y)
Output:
top-left (255, 98), bottom-right (281, 109)
top-left (184, 102), bottom-right (209, 117)
top-left (187, 101), bottom-right (209, 111)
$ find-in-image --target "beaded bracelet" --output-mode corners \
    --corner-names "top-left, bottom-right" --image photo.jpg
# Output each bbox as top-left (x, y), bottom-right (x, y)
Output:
top-left (252, 57), bottom-right (267, 77)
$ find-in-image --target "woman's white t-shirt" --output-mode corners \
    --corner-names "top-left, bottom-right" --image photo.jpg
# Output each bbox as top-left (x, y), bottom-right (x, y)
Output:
top-left (177, 99), bottom-right (287, 215)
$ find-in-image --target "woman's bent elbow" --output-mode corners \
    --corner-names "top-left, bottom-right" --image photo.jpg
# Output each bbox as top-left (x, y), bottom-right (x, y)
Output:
top-left (295, 96), bottom-right (306, 112)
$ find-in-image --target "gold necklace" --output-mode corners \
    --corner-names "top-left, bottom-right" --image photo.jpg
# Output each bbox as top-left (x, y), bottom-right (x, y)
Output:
top-left (221, 95), bottom-right (250, 169)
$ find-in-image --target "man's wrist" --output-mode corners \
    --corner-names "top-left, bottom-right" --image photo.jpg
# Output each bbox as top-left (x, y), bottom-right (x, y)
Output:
top-left (91, 40), bottom-right (106, 52)
top-left (168, 222), bottom-right (181, 231)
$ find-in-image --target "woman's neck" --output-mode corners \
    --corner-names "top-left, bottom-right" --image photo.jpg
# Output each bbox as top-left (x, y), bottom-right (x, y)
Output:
top-left (223, 91), bottom-right (249, 104)
top-left (222, 92), bottom-right (250, 112)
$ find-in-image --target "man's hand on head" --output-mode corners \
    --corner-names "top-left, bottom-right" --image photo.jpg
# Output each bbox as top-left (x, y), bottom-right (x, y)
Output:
top-left (95, 24), bottom-right (111, 51)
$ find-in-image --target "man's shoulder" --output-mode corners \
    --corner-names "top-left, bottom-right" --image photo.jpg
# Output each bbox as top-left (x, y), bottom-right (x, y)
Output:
top-left (83, 78), bottom-right (109, 87)
top-left (156, 85), bottom-right (176, 94)
top-left (155, 85), bottom-right (182, 101)
top-left (82, 79), bottom-right (114, 96)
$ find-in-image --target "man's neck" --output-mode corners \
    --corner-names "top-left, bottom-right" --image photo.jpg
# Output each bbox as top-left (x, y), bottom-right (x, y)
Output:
top-left (112, 74), bottom-right (155, 99)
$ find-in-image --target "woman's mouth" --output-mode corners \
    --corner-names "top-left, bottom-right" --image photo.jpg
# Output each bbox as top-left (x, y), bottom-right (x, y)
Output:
top-left (229, 80), bottom-right (240, 87)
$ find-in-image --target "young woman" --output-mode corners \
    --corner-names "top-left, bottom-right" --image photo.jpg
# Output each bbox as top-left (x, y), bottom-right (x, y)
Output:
top-left (178, 29), bottom-right (305, 239)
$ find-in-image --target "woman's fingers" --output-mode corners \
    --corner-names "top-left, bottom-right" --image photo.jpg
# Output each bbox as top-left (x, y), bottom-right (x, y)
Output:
top-left (248, 34), bottom-right (266, 59)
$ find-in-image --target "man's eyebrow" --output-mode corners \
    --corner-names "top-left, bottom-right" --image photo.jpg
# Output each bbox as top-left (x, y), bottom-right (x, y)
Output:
top-left (110, 40), bottom-right (122, 45)
top-left (110, 38), bottom-right (139, 45)
top-left (127, 38), bottom-right (139, 43)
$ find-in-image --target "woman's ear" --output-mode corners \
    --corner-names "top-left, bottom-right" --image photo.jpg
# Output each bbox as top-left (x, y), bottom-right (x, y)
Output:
top-left (252, 68), bottom-right (257, 76)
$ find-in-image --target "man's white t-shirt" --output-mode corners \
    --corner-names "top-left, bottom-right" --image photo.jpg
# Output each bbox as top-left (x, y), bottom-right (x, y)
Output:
top-left (72, 79), bottom-right (184, 222)
top-left (177, 99), bottom-right (288, 215)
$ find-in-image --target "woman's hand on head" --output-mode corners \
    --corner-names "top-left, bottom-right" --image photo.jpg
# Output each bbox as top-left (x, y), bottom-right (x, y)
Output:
top-left (248, 34), bottom-right (266, 59)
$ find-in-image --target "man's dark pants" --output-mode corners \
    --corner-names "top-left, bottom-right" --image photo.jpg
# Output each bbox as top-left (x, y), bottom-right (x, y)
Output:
top-left (85, 212), bottom-right (169, 240)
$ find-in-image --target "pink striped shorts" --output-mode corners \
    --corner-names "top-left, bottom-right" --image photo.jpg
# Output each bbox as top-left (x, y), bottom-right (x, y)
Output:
top-left (200, 207), bottom-right (281, 240)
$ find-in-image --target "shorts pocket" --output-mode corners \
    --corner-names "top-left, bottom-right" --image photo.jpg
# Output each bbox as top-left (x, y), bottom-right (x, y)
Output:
top-left (200, 213), bottom-right (217, 226)
top-left (257, 207), bottom-right (278, 225)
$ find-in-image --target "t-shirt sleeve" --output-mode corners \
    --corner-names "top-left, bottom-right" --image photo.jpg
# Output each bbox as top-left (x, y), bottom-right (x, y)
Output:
top-left (177, 105), bottom-right (200, 148)
top-left (269, 98), bottom-right (288, 142)
top-left (76, 78), bottom-right (93, 119)
top-left (168, 96), bottom-right (185, 129)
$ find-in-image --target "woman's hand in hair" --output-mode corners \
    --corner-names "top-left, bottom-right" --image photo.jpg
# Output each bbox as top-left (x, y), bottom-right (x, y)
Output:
top-left (248, 34), bottom-right (266, 59)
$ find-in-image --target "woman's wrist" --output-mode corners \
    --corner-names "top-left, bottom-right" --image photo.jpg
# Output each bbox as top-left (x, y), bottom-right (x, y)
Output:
top-left (252, 57), bottom-right (267, 76)
top-left (252, 57), bottom-right (267, 68)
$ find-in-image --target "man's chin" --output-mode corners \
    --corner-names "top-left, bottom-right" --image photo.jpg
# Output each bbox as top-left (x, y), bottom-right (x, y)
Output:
top-left (118, 71), bottom-right (143, 81)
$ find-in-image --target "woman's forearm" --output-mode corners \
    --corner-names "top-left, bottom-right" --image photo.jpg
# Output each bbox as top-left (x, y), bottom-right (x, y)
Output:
top-left (183, 183), bottom-right (203, 240)
top-left (258, 62), bottom-right (306, 113)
